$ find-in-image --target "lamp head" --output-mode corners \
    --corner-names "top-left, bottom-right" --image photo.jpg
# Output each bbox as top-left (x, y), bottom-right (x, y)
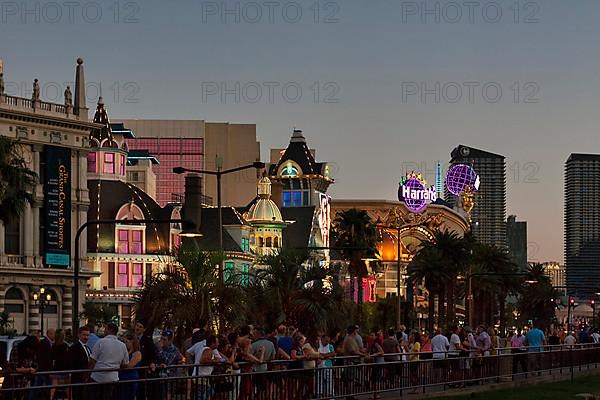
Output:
top-left (173, 167), bottom-right (186, 174)
top-left (253, 161), bottom-right (266, 169)
top-left (179, 231), bottom-right (203, 238)
top-left (178, 220), bottom-right (203, 238)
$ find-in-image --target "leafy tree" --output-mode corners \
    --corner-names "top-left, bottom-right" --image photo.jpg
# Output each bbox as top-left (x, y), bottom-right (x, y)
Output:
top-left (0, 311), bottom-right (15, 336)
top-left (517, 263), bottom-right (559, 329)
top-left (81, 303), bottom-right (118, 326)
top-left (0, 136), bottom-right (37, 223)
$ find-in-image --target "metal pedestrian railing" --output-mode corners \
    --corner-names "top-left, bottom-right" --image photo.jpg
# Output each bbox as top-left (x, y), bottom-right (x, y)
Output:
top-left (1, 344), bottom-right (599, 399)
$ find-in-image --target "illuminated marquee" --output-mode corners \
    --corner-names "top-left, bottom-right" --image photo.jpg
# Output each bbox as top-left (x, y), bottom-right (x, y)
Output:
top-left (318, 193), bottom-right (331, 248)
top-left (399, 172), bottom-right (437, 212)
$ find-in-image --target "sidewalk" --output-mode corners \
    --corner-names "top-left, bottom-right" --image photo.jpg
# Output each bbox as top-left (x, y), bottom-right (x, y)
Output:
top-left (361, 364), bottom-right (600, 400)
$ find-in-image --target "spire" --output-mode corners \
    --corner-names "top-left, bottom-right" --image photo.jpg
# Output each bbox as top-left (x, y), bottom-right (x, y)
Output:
top-left (290, 128), bottom-right (306, 143)
top-left (74, 58), bottom-right (88, 118)
top-left (90, 96), bottom-right (115, 146)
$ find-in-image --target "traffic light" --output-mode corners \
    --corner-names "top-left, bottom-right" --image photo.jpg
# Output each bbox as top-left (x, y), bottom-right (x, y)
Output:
top-left (591, 299), bottom-right (596, 306)
top-left (569, 297), bottom-right (575, 306)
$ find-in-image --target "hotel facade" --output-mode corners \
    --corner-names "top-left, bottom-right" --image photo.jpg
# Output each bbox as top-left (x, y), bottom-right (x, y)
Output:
top-left (0, 59), bottom-right (98, 333)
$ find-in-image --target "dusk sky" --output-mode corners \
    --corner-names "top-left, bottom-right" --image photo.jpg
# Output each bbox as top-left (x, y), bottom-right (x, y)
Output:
top-left (2, 0), bottom-right (600, 263)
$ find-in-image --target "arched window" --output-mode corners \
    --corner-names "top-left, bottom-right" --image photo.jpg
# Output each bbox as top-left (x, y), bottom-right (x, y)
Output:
top-left (5, 287), bottom-right (24, 300)
top-left (116, 203), bottom-right (145, 254)
top-left (4, 287), bottom-right (25, 333)
top-left (280, 161), bottom-right (301, 177)
top-left (258, 236), bottom-right (264, 247)
top-left (169, 209), bottom-right (182, 251)
top-left (273, 236), bottom-right (279, 248)
top-left (265, 237), bottom-right (272, 248)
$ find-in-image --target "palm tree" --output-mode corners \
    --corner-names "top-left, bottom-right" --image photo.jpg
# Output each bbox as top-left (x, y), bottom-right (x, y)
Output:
top-left (470, 243), bottom-right (519, 327)
top-left (134, 240), bottom-right (246, 333)
top-left (332, 209), bottom-right (379, 318)
top-left (251, 249), bottom-right (352, 336)
top-left (408, 244), bottom-right (449, 332)
top-left (407, 230), bottom-right (467, 330)
top-left (431, 230), bottom-right (468, 325)
top-left (0, 136), bottom-right (37, 222)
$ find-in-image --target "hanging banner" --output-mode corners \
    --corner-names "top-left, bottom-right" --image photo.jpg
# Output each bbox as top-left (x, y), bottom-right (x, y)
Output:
top-left (44, 146), bottom-right (71, 267)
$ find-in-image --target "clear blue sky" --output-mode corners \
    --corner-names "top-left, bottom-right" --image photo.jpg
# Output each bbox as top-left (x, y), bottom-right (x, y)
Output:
top-left (2, 0), bottom-right (599, 262)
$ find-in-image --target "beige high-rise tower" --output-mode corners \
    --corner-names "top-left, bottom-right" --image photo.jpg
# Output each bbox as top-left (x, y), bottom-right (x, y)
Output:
top-left (118, 119), bottom-right (261, 207)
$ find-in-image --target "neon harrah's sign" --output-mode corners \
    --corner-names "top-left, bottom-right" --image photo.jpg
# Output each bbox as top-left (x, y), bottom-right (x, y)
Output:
top-left (399, 172), bottom-right (437, 212)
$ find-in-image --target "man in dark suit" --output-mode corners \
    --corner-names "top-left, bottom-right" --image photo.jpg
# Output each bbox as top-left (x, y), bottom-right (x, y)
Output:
top-left (69, 326), bottom-right (92, 400)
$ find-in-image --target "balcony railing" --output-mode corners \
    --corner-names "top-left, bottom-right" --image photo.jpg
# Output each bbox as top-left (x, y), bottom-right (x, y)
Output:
top-left (0, 93), bottom-right (72, 117)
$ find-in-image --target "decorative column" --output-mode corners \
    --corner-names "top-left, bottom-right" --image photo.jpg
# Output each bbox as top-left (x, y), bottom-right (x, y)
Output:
top-left (0, 221), bottom-right (5, 254)
top-left (62, 286), bottom-right (73, 330)
top-left (22, 204), bottom-right (34, 267)
top-left (28, 288), bottom-right (40, 334)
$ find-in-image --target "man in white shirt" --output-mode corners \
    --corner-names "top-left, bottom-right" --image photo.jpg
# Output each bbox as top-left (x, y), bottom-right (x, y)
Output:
top-left (186, 335), bottom-right (223, 377)
top-left (432, 328), bottom-right (450, 359)
top-left (89, 323), bottom-right (129, 399)
top-left (431, 327), bottom-right (450, 382)
top-left (564, 331), bottom-right (577, 348)
top-left (591, 329), bottom-right (600, 344)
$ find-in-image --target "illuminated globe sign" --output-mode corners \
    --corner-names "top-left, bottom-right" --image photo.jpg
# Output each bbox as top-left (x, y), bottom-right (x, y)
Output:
top-left (399, 172), bottom-right (437, 212)
top-left (445, 164), bottom-right (480, 196)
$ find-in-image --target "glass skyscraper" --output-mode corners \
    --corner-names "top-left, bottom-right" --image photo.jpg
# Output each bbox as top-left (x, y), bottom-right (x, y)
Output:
top-left (564, 153), bottom-right (600, 298)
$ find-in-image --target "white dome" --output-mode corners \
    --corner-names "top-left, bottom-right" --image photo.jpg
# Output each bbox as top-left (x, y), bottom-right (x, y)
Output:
top-left (246, 198), bottom-right (283, 223)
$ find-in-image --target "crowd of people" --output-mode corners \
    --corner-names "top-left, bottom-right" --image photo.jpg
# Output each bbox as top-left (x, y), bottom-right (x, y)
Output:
top-left (2, 320), bottom-right (599, 400)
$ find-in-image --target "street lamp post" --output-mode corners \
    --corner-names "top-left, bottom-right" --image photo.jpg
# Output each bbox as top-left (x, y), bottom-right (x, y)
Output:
top-left (467, 249), bottom-right (474, 329)
top-left (396, 223), bottom-right (402, 331)
top-left (72, 218), bottom-right (197, 334)
top-left (173, 160), bottom-right (265, 281)
top-left (33, 287), bottom-right (52, 334)
top-left (590, 299), bottom-right (596, 329)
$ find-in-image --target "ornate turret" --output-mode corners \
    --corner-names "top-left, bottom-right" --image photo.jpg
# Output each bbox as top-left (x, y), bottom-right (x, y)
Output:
top-left (245, 176), bottom-right (286, 256)
top-left (90, 97), bottom-right (117, 148)
top-left (268, 128), bottom-right (334, 207)
top-left (87, 97), bottom-right (128, 181)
